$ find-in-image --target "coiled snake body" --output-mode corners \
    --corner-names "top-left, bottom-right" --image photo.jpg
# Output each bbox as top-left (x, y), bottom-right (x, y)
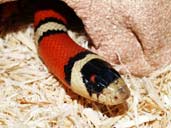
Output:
top-left (0, 0), bottom-right (130, 105)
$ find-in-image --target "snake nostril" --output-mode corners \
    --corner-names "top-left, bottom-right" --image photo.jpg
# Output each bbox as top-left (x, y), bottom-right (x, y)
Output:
top-left (114, 96), bottom-right (118, 100)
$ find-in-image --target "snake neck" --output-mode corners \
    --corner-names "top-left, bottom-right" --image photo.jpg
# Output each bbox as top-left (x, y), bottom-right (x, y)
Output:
top-left (0, 0), bottom-right (85, 37)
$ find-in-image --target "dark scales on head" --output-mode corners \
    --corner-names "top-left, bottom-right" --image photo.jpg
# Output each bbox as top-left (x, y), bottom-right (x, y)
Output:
top-left (81, 59), bottom-right (121, 96)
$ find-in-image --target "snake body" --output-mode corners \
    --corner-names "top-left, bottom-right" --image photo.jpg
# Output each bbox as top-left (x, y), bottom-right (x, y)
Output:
top-left (0, 0), bottom-right (130, 105)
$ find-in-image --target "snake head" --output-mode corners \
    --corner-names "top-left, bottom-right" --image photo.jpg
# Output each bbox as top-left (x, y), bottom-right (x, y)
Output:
top-left (81, 58), bottom-right (130, 105)
top-left (65, 52), bottom-right (130, 105)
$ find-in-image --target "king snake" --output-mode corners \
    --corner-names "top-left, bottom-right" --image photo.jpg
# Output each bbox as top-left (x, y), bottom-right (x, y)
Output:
top-left (0, 0), bottom-right (130, 105)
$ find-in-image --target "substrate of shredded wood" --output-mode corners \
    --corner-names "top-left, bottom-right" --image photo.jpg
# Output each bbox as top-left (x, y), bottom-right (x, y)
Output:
top-left (0, 27), bottom-right (171, 128)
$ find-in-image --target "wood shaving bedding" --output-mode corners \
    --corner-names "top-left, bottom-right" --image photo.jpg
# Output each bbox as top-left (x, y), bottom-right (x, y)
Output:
top-left (0, 27), bottom-right (171, 128)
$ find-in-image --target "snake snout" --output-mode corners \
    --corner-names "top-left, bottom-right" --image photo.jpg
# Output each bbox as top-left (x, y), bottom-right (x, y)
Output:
top-left (115, 85), bottom-right (130, 101)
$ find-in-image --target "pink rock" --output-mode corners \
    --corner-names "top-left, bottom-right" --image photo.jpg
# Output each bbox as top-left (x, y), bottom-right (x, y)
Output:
top-left (64, 0), bottom-right (171, 76)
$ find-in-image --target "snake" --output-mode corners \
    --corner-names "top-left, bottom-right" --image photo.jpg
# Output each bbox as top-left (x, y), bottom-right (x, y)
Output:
top-left (0, 0), bottom-right (130, 105)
